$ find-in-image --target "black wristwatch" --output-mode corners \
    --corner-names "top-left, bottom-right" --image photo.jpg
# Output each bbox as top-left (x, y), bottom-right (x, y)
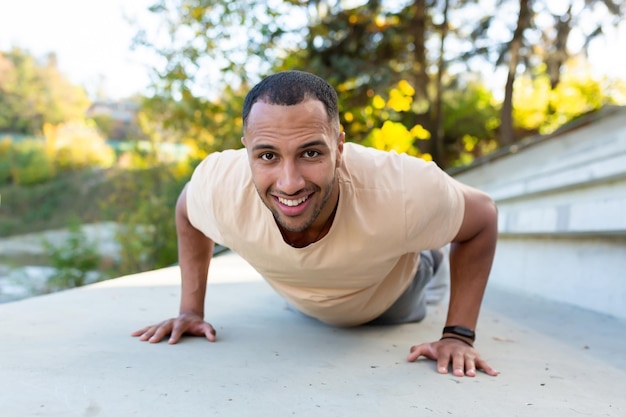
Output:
top-left (443, 325), bottom-right (476, 341)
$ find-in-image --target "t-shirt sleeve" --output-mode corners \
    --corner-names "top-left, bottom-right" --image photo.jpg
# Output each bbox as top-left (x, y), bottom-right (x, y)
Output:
top-left (404, 160), bottom-right (465, 251)
top-left (186, 154), bottom-right (224, 243)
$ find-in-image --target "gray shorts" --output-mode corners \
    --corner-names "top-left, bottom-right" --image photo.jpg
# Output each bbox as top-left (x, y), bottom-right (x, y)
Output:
top-left (367, 250), bottom-right (440, 325)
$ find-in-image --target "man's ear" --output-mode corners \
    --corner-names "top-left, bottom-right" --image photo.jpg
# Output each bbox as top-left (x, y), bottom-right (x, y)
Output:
top-left (241, 136), bottom-right (247, 147)
top-left (336, 132), bottom-right (345, 168)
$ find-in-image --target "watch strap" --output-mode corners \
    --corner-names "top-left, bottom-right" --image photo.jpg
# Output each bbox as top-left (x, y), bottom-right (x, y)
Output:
top-left (442, 325), bottom-right (476, 341)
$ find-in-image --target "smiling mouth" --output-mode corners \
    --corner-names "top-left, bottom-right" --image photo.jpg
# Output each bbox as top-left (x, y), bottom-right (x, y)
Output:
top-left (277, 195), bottom-right (309, 207)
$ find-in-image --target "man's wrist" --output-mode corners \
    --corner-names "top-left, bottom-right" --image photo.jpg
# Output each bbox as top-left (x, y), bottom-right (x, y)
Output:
top-left (442, 325), bottom-right (476, 341)
top-left (440, 335), bottom-right (473, 347)
top-left (179, 309), bottom-right (204, 319)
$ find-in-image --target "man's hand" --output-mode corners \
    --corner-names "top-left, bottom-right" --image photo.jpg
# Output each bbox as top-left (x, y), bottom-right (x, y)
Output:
top-left (131, 313), bottom-right (217, 344)
top-left (407, 338), bottom-right (498, 377)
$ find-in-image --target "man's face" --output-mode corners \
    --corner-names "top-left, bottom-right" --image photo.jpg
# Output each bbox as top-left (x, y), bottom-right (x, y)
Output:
top-left (242, 99), bottom-right (344, 234)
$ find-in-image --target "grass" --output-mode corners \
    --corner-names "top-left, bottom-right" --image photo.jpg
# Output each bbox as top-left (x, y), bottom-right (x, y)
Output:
top-left (0, 168), bottom-right (141, 237)
top-left (0, 164), bottom-right (193, 280)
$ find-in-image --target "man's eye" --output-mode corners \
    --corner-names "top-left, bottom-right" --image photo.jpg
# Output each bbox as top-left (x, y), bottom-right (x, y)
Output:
top-left (303, 150), bottom-right (320, 158)
top-left (260, 153), bottom-right (275, 161)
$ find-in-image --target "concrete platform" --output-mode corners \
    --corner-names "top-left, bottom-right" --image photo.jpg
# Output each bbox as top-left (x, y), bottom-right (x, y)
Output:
top-left (1, 252), bottom-right (625, 417)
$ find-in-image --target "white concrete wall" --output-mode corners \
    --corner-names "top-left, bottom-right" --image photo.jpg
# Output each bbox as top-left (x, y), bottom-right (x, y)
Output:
top-left (454, 107), bottom-right (626, 320)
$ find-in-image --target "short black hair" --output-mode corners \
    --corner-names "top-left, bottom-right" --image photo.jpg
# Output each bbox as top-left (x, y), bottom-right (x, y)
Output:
top-left (242, 70), bottom-right (339, 132)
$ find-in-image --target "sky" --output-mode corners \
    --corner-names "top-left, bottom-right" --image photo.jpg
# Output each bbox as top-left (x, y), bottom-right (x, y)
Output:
top-left (0, 0), bottom-right (157, 100)
top-left (0, 0), bottom-right (625, 101)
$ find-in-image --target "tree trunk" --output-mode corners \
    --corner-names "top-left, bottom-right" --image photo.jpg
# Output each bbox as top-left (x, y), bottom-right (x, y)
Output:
top-left (411, 0), bottom-right (429, 103)
top-left (432, 0), bottom-right (449, 167)
top-left (500, 0), bottom-right (531, 146)
top-left (409, 0), bottom-right (435, 159)
top-left (547, 6), bottom-right (572, 89)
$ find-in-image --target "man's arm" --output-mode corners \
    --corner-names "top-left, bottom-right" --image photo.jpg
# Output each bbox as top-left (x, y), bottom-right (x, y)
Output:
top-left (176, 184), bottom-right (214, 319)
top-left (131, 184), bottom-right (217, 344)
top-left (407, 182), bottom-right (499, 376)
top-left (445, 181), bottom-right (497, 340)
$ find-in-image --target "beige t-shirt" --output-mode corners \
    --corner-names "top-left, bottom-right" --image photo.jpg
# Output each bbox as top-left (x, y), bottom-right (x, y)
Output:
top-left (187, 143), bottom-right (465, 326)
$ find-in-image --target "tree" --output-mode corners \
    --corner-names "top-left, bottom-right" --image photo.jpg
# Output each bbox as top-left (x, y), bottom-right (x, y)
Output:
top-left (500, 0), bottom-right (532, 146)
top-left (134, 0), bottom-right (626, 169)
top-left (133, 0), bottom-right (309, 156)
top-left (280, 0), bottom-right (498, 166)
top-left (289, 2), bottom-right (437, 153)
top-left (461, 0), bottom-right (625, 144)
top-left (535, 1), bottom-right (624, 89)
top-left (432, 0), bottom-right (451, 164)
top-left (513, 60), bottom-right (624, 135)
top-left (0, 48), bottom-right (90, 134)
top-left (138, 0), bottom-right (490, 165)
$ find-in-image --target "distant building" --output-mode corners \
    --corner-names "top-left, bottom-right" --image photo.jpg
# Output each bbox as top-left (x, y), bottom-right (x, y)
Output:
top-left (452, 106), bottom-right (626, 320)
top-left (86, 100), bottom-right (140, 140)
top-left (86, 100), bottom-right (139, 123)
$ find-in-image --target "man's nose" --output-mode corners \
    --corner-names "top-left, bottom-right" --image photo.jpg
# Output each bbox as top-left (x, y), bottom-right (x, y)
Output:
top-left (277, 161), bottom-right (305, 194)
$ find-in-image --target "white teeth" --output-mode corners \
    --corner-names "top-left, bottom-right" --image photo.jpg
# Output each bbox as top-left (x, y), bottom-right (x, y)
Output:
top-left (278, 196), bottom-right (308, 207)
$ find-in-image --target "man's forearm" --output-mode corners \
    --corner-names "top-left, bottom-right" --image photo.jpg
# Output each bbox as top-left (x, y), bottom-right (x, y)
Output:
top-left (446, 237), bottom-right (495, 329)
top-left (178, 230), bottom-right (213, 318)
top-left (445, 193), bottom-right (498, 331)
top-left (176, 189), bottom-right (214, 319)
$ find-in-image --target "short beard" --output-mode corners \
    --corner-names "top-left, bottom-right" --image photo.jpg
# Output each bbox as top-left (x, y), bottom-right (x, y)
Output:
top-left (257, 175), bottom-right (336, 233)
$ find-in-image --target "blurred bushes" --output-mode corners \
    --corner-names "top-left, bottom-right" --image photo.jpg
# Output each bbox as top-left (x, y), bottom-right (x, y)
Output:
top-left (3, 154), bottom-right (193, 287)
top-left (44, 121), bottom-right (116, 171)
top-left (42, 217), bottom-right (107, 292)
top-left (106, 160), bottom-right (193, 276)
top-left (1, 115), bottom-right (194, 280)
top-left (0, 136), bottom-right (55, 185)
top-left (0, 137), bottom-right (16, 183)
top-left (0, 121), bottom-right (115, 186)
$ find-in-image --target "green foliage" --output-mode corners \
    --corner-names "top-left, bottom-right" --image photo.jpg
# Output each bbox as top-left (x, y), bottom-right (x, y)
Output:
top-left (134, 0), bottom-right (626, 173)
top-left (134, 0), bottom-right (310, 160)
top-left (346, 78), bottom-right (500, 166)
top-left (358, 80), bottom-right (433, 159)
top-left (0, 48), bottom-right (90, 135)
top-left (42, 218), bottom-right (105, 292)
top-left (443, 82), bottom-right (500, 167)
top-left (43, 121), bottom-right (116, 172)
top-left (136, 0), bottom-right (300, 100)
top-left (297, 2), bottom-right (432, 107)
top-left (139, 84), bottom-right (245, 161)
top-left (90, 114), bottom-right (117, 139)
top-left (0, 121), bottom-right (116, 186)
top-left (513, 62), bottom-right (617, 135)
top-left (444, 82), bottom-right (499, 144)
top-left (105, 159), bottom-right (192, 275)
top-left (0, 137), bottom-right (14, 183)
top-left (8, 139), bottom-right (56, 185)
top-left (0, 169), bottom-right (120, 237)
top-left (2, 159), bottom-right (189, 280)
